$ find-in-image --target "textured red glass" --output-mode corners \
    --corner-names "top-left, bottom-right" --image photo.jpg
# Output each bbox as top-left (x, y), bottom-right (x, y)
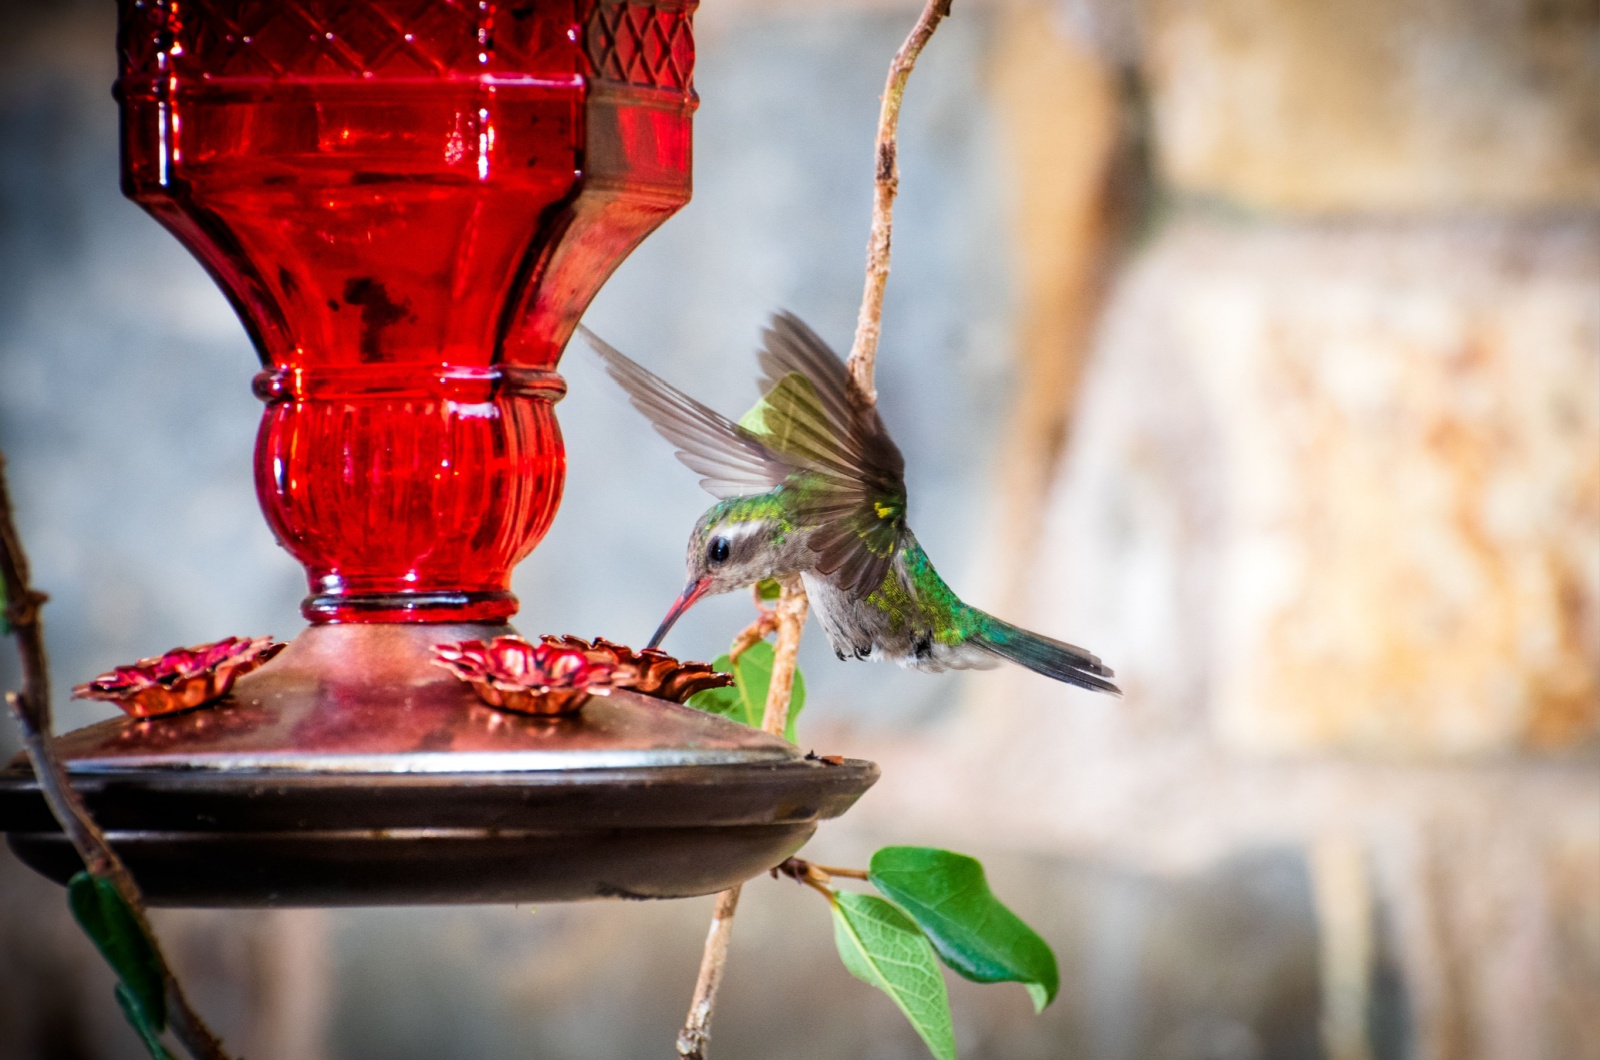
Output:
top-left (116, 0), bottom-right (695, 622)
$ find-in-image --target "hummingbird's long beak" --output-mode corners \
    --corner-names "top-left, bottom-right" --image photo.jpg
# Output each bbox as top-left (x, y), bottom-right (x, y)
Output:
top-left (648, 576), bottom-right (713, 650)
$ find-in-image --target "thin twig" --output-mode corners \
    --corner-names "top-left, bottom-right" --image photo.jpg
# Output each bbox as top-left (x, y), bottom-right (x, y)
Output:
top-left (677, 581), bottom-right (808, 1060)
top-left (0, 452), bottom-right (232, 1060)
top-left (758, 582), bottom-right (809, 735)
top-left (677, 3), bottom-right (950, 1053)
top-left (775, 856), bottom-right (868, 887)
top-left (675, 886), bottom-right (741, 1060)
top-left (727, 606), bottom-right (778, 666)
top-left (774, 858), bottom-right (843, 904)
top-left (846, 0), bottom-right (955, 405)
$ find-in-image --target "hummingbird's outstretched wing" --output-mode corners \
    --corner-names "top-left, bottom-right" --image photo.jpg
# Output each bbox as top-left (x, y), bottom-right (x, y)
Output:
top-left (582, 314), bottom-right (909, 600)
top-left (579, 326), bottom-right (792, 499)
top-left (751, 313), bottom-right (908, 598)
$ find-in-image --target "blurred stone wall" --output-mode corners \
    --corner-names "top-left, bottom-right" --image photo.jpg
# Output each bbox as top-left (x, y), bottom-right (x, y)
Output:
top-left (887, 2), bottom-right (1599, 1060)
top-left (1143, 0), bottom-right (1600, 213)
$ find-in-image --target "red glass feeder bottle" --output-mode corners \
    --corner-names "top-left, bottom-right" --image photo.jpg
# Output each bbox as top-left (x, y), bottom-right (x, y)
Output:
top-left (120, 0), bottom-right (696, 623)
top-left (0, 0), bottom-right (875, 906)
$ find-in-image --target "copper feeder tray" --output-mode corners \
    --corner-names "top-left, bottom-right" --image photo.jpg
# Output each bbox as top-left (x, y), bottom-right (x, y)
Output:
top-left (0, 625), bottom-right (878, 907)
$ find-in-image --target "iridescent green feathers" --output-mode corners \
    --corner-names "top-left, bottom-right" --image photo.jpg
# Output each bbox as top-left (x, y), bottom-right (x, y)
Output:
top-left (582, 313), bottom-right (907, 598)
top-left (581, 313), bottom-right (1120, 695)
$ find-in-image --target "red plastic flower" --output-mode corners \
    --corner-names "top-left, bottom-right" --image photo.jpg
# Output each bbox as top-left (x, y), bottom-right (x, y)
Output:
top-left (431, 637), bottom-right (616, 717)
top-left (72, 636), bottom-right (285, 719)
top-left (540, 635), bottom-right (732, 703)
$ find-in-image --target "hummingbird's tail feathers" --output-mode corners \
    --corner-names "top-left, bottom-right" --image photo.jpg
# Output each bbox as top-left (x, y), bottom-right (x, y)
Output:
top-left (972, 617), bottom-right (1121, 696)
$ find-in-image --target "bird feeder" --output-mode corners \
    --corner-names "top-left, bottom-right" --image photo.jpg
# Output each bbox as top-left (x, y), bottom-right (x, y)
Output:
top-left (0, 0), bottom-right (875, 905)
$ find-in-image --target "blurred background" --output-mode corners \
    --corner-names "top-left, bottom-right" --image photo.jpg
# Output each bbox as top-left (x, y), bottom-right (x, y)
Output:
top-left (0, 0), bottom-right (1595, 1057)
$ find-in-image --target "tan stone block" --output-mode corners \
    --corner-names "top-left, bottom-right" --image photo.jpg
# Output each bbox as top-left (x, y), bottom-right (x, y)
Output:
top-left (1184, 226), bottom-right (1599, 754)
top-left (1143, 0), bottom-right (1600, 213)
top-left (1038, 220), bottom-right (1600, 756)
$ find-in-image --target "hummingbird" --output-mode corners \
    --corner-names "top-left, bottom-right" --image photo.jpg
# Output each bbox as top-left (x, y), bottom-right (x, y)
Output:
top-left (580, 312), bottom-right (1118, 695)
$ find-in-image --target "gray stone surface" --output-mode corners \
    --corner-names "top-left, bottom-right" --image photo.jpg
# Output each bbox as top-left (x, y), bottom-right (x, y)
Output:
top-left (1143, 0), bottom-right (1600, 214)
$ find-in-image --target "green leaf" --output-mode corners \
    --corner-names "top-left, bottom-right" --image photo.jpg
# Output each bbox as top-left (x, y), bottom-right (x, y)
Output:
top-left (684, 640), bottom-right (806, 742)
top-left (115, 984), bottom-right (178, 1060)
top-left (68, 872), bottom-right (166, 1030)
top-left (754, 578), bottom-right (783, 602)
top-left (869, 847), bottom-right (1060, 1011)
top-left (831, 892), bottom-right (956, 1060)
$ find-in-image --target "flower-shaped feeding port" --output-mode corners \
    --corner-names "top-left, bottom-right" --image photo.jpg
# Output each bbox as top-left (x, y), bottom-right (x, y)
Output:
top-left (72, 636), bottom-right (285, 719)
top-left (432, 636), bottom-right (733, 717)
top-left (540, 636), bottom-right (733, 703)
top-left (432, 637), bottom-right (611, 717)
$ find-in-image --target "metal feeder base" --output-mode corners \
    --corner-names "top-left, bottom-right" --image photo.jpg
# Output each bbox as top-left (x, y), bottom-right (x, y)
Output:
top-left (0, 624), bottom-right (877, 907)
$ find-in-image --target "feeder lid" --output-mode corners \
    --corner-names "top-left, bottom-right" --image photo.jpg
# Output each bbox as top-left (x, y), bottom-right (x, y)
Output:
top-left (46, 624), bottom-right (798, 774)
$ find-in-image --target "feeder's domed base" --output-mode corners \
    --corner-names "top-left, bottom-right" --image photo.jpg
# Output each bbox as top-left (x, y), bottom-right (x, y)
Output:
top-left (0, 624), bottom-right (877, 907)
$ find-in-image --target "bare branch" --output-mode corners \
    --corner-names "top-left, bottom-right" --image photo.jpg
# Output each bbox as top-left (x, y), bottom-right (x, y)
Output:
top-left (676, 581), bottom-right (808, 1059)
top-left (773, 857), bottom-right (844, 901)
top-left (0, 452), bottom-right (233, 1060)
top-left (676, 886), bottom-right (741, 1060)
top-left (775, 857), bottom-right (868, 885)
top-left (758, 582), bottom-right (809, 735)
top-left (846, 0), bottom-right (955, 405)
top-left (676, 2), bottom-right (951, 1052)
top-left (727, 608), bottom-right (778, 666)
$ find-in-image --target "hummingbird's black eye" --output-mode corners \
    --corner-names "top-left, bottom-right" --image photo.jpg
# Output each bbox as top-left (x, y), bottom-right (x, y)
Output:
top-left (707, 536), bottom-right (731, 564)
